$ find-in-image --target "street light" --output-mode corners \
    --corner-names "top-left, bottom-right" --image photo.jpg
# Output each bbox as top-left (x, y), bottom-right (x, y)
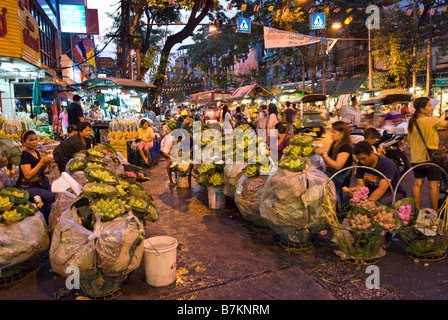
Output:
top-left (331, 22), bottom-right (342, 29)
top-left (209, 24), bottom-right (218, 33)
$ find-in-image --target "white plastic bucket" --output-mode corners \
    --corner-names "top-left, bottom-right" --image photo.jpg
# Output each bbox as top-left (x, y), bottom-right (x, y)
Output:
top-left (177, 175), bottom-right (190, 188)
top-left (207, 186), bottom-right (226, 209)
top-left (143, 236), bottom-right (178, 287)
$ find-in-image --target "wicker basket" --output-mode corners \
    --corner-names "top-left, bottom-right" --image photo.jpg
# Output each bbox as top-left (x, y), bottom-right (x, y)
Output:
top-left (80, 274), bottom-right (128, 299)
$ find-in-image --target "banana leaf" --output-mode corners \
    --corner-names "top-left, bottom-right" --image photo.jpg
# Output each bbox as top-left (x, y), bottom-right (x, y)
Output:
top-left (0, 187), bottom-right (29, 204)
top-left (87, 148), bottom-right (106, 158)
top-left (82, 183), bottom-right (118, 200)
top-left (67, 158), bottom-right (86, 173)
top-left (278, 155), bottom-right (307, 172)
top-left (144, 203), bottom-right (159, 222)
top-left (128, 186), bottom-right (153, 203)
top-left (123, 164), bottom-right (143, 173)
top-left (94, 143), bottom-right (118, 157)
top-left (128, 196), bottom-right (148, 217)
top-left (15, 202), bottom-right (37, 217)
top-left (84, 167), bottom-right (119, 186)
top-left (0, 194), bottom-right (14, 211)
top-left (90, 198), bottom-right (126, 222)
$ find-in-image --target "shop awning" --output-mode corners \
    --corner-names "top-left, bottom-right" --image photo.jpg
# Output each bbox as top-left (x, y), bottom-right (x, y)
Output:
top-left (230, 84), bottom-right (270, 99)
top-left (334, 77), bottom-right (368, 95)
top-left (314, 80), bottom-right (341, 95)
top-left (76, 77), bottom-right (156, 92)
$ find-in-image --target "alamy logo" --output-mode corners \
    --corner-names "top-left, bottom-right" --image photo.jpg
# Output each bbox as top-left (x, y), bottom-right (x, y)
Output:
top-left (66, 265), bottom-right (80, 290)
top-left (365, 265), bottom-right (380, 289)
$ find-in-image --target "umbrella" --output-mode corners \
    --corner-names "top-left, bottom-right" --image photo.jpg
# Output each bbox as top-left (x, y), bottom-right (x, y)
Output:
top-left (32, 77), bottom-right (42, 107)
top-left (383, 94), bottom-right (412, 105)
top-left (289, 94), bottom-right (327, 104)
top-left (379, 88), bottom-right (410, 96)
top-left (360, 96), bottom-right (386, 105)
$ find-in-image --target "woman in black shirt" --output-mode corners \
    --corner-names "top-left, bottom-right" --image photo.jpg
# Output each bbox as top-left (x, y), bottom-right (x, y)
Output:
top-left (53, 122), bottom-right (93, 173)
top-left (17, 130), bottom-right (56, 222)
top-left (315, 121), bottom-right (354, 201)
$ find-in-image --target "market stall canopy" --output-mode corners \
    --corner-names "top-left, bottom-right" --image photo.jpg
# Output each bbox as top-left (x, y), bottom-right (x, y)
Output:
top-left (188, 89), bottom-right (233, 103)
top-left (335, 77), bottom-right (368, 95)
top-left (76, 77), bottom-right (156, 92)
top-left (314, 80), bottom-right (341, 95)
top-left (230, 84), bottom-right (270, 99)
top-left (360, 93), bottom-right (412, 106)
top-left (289, 94), bottom-right (327, 103)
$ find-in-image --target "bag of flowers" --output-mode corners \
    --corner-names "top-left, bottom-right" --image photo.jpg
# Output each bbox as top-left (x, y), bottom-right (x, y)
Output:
top-left (260, 165), bottom-right (336, 246)
top-left (0, 205), bottom-right (49, 280)
top-left (49, 206), bottom-right (145, 298)
top-left (223, 163), bottom-right (248, 199)
top-left (49, 191), bottom-right (77, 235)
top-left (395, 198), bottom-right (448, 258)
top-left (322, 187), bottom-right (392, 263)
top-left (234, 164), bottom-right (270, 228)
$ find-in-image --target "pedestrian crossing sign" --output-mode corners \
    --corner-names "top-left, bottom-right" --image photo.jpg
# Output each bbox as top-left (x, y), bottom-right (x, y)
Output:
top-left (310, 13), bottom-right (326, 30)
top-left (236, 17), bottom-right (251, 34)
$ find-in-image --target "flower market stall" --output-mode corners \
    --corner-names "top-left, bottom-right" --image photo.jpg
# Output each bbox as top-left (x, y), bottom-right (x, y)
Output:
top-left (46, 142), bottom-right (159, 298)
top-left (259, 135), bottom-right (337, 249)
top-left (321, 162), bottom-right (448, 264)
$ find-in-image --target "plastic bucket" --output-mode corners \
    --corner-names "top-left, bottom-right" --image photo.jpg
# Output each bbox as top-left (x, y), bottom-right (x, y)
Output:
top-left (207, 186), bottom-right (226, 209)
top-left (143, 236), bottom-right (178, 287)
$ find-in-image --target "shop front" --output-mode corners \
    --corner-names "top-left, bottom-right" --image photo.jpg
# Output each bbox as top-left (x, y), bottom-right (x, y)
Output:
top-left (230, 84), bottom-right (271, 106)
top-left (188, 89), bottom-right (233, 107)
top-left (0, 0), bottom-right (43, 115)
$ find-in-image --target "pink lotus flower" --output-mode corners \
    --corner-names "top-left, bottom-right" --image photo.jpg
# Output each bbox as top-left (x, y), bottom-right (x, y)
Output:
top-left (126, 171), bottom-right (137, 178)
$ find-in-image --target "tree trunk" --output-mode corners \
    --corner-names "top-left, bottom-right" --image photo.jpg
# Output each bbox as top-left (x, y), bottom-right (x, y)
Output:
top-left (148, 0), bottom-right (213, 106)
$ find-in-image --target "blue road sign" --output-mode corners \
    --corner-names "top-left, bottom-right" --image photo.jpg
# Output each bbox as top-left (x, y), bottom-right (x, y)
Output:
top-left (310, 13), bottom-right (326, 30)
top-left (236, 17), bottom-right (251, 34)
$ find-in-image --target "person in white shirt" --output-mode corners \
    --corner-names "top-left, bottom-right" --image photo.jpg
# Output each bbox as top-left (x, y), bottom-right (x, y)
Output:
top-left (341, 96), bottom-right (362, 127)
top-left (160, 132), bottom-right (176, 187)
top-left (222, 105), bottom-right (233, 135)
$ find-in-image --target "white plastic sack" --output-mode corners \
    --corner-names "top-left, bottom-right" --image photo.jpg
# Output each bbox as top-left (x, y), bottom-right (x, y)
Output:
top-left (0, 212), bottom-right (50, 273)
top-left (223, 163), bottom-right (248, 199)
top-left (234, 174), bottom-right (268, 225)
top-left (259, 167), bottom-right (336, 235)
top-left (50, 208), bottom-right (144, 280)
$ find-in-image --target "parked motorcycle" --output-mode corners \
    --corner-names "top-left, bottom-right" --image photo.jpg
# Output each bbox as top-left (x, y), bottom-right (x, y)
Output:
top-left (350, 128), bottom-right (410, 176)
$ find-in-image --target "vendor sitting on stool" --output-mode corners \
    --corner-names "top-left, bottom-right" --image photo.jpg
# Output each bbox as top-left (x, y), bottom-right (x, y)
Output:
top-left (137, 119), bottom-right (155, 166)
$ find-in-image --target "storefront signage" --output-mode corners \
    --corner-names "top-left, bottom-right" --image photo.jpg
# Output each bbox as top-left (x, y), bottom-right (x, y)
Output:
top-left (436, 78), bottom-right (448, 87)
top-left (109, 139), bottom-right (128, 160)
top-left (60, 4), bottom-right (87, 33)
top-left (97, 57), bottom-right (114, 68)
top-left (23, 17), bottom-right (39, 52)
top-left (0, 8), bottom-right (7, 37)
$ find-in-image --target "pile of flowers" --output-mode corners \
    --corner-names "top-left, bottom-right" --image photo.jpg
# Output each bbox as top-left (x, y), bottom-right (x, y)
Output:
top-left (394, 198), bottom-right (448, 257)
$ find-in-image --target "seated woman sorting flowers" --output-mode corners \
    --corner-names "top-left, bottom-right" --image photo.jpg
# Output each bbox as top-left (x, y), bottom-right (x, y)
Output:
top-left (17, 130), bottom-right (56, 222)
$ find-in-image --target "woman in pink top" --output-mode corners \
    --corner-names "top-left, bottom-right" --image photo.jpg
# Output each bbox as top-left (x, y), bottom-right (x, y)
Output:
top-left (59, 107), bottom-right (69, 135)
